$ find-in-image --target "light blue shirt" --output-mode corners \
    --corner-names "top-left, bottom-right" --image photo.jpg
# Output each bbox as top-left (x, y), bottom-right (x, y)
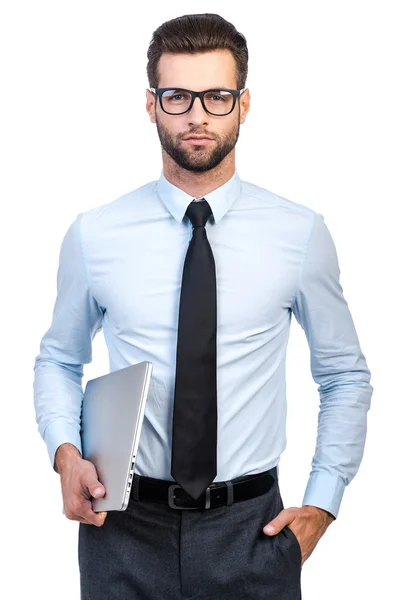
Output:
top-left (33, 168), bottom-right (373, 518)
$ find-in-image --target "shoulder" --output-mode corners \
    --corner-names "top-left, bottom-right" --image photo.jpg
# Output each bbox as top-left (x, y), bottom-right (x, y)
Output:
top-left (78, 179), bottom-right (159, 235)
top-left (81, 180), bottom-right (158, 220)
top-left (238, 179), bottom-right (320, 244)
top-left (240, 179), bottom-right (317, 219)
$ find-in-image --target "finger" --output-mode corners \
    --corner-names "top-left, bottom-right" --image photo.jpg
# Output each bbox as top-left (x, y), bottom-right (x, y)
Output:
top-left (63, 507), bottom-right (92, 525)
top-left (263, 509), bottom-right (292, 535)
top-left (76, 515), bottom-right (93, 525)
top-left (83, 468), bottom-right (106, 500)
top-left (80, 501), bottom-right (108, 527)
top-left (87, 511), bottom-right (107, 527)
top-left (64, 507), bottom-right (99, 525)
top-left (87, 481), bottom-right (106, 500)
top-left (65, 494), bottom-right (107, 527)
top-left (73, 509), bottom-right (107, 527)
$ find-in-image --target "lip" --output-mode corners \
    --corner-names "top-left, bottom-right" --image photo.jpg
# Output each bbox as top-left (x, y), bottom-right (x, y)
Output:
top-left (183, 137), bottom-right (214, 145)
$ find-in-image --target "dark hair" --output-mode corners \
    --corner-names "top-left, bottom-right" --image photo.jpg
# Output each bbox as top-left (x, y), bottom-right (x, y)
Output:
top-left (146, 13), bottom-right (249, 90)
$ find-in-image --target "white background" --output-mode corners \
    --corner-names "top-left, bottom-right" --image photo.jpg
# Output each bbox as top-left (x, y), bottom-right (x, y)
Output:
top-left (1, 1), bottom-right (398, 598)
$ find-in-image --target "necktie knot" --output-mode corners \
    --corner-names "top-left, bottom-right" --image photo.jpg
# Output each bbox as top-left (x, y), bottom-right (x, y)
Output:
top-left (185, 199), bottom-right (212, 228)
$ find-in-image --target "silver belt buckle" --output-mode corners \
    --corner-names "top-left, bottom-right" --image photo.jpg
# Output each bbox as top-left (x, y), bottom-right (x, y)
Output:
top-left (168, 484), bottom-right (211, 510)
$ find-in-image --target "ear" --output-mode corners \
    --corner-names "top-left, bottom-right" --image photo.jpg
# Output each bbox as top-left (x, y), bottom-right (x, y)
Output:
top-left (146, 89), bottom-right (156, 124)
top-left (239, 88), bottom-right (251, 125)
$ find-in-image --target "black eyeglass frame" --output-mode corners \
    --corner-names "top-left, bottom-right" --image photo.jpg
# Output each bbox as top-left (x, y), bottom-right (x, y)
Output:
top-left (149, 87), bottom-right (246, 116)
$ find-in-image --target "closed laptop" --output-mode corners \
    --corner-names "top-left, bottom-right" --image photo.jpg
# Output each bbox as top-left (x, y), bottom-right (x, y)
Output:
top-left (80, 360), bottom-right (153, 512)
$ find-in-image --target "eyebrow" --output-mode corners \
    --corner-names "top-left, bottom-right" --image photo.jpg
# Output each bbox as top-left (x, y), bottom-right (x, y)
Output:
top-left (168, 86), bottom-right (231, 90)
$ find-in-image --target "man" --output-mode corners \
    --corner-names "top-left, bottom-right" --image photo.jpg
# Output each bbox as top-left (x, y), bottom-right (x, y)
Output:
top-left (33, 12), bottom-right (373, 600)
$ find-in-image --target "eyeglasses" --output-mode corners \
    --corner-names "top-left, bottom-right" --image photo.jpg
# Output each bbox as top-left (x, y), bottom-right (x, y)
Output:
top-left (149, 87), bottom-right (246, 116)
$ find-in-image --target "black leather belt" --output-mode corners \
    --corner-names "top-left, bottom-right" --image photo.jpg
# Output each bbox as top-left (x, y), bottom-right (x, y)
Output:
top-left (131, 466), bottom-right (278, 510)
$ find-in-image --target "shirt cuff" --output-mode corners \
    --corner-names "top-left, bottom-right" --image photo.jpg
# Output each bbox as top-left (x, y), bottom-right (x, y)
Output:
top-left (302, 470), bottom-right (346, 519)
top-left (43, 419), bottom-right (82, 473)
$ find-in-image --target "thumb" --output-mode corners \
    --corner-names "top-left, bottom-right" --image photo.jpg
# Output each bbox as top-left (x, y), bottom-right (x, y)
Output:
top-left (88, 480), bottom-right (105, 498)
top-left (263, 509), bottom-right (289, 535)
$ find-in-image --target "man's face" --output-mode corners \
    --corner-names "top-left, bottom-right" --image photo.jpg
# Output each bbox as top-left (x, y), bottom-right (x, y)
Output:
top-left (146, 50), bottom-right (250, 173)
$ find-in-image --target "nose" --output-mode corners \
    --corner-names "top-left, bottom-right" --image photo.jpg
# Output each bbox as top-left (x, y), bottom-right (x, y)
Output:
top-left (187, 95), bottom-right (209, 125)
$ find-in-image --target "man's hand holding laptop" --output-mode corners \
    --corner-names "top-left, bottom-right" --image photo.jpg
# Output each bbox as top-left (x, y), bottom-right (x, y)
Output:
top-left (56, 442), bottom-right (108, 527)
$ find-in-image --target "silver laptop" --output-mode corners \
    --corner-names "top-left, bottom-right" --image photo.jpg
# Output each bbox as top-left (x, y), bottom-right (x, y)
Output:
top-left (80, 360), bottom-right (153, 512)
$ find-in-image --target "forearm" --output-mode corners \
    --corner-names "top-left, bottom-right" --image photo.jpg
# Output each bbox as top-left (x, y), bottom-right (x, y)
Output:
top-left (33, 357), bottom-right (84, 472)
top-left (54, 442), bottom-right (82, 474)
top-left (302, 378), bottom-right (373, 518)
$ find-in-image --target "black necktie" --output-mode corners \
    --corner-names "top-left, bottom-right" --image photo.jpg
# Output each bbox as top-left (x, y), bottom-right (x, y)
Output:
top-left (170, 199), bottom-right (218, 500)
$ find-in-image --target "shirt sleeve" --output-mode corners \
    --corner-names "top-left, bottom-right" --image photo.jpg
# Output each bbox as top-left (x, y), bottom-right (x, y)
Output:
top-left (291, 212), bottom-right (373, 519)
top-left (33, 213), bottom-right (104, 472)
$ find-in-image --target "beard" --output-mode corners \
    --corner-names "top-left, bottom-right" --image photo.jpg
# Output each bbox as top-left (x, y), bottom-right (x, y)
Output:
top-left (155, 113), bottom-right (240, 173)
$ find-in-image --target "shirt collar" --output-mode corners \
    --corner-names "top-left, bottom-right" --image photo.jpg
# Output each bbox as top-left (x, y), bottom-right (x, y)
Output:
top-left (155, 168), bottom-right (242, 225)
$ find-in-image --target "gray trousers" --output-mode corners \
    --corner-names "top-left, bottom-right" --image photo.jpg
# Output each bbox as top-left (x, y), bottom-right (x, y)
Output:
top-left (78, 472), bottom-right (302, 599)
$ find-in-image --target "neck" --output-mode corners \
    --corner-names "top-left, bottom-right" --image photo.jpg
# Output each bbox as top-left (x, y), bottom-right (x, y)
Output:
top-left (161, 150), bottom-right (236, 199)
